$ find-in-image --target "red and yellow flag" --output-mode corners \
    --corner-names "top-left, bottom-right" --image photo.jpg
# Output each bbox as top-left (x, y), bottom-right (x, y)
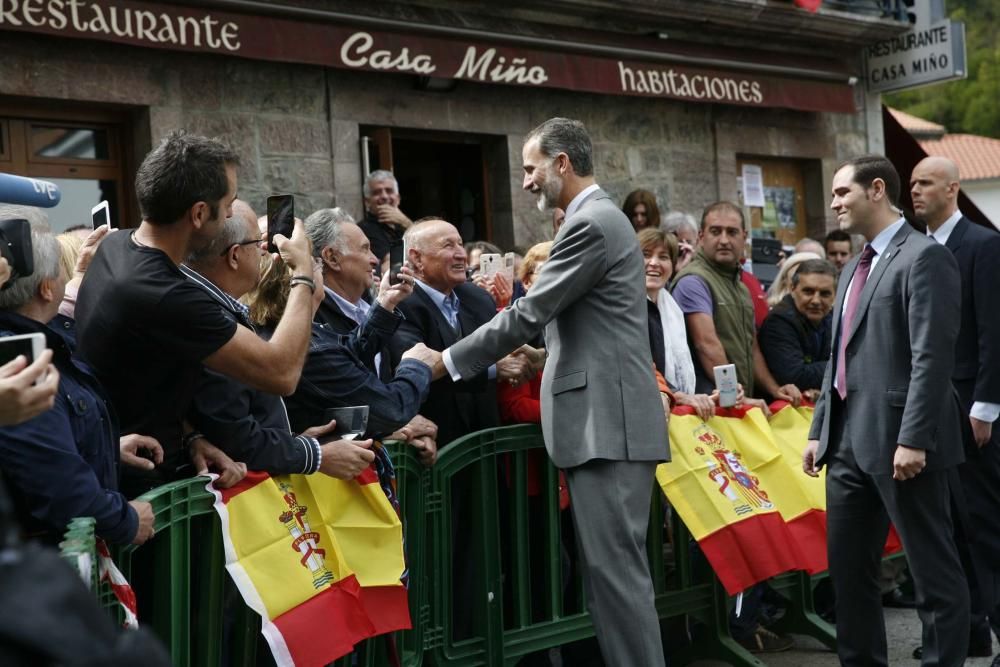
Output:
top-left (207, 467), bottom-right (410, 667)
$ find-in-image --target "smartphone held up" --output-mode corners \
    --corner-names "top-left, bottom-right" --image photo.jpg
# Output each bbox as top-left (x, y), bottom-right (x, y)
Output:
top-left (266, 194), bottom-right (294, 254)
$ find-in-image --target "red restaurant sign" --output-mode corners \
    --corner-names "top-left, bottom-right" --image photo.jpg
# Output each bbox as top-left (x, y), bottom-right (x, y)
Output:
top-left (0, 0), bottom-right (858, 113)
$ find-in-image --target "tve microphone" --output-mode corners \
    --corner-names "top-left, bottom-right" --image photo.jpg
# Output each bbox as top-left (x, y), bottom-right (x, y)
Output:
top-left (0, 173), bottom-right (62, 208)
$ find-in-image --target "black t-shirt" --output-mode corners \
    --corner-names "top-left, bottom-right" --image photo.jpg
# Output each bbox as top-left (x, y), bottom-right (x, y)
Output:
top-left (75, 231), bottom-right (237, 479)
top-left (358, 211), bottom-right (404, 266)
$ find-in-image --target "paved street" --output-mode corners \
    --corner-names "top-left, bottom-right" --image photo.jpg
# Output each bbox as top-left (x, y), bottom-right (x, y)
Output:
top-left (693, 607), bottom-right (995, 666)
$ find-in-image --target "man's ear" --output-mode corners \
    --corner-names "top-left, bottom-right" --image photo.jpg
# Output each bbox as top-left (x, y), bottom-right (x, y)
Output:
top-left (321, 245), bottom-right (339, 271)
top-left (38, 276), bottom-right (55, 303)
top-left (189, 201), bottom-right (211, 230)
top-left (226, 245), bottom-right (240, 271)
top-left (869, 177), bottom-right (887, 202)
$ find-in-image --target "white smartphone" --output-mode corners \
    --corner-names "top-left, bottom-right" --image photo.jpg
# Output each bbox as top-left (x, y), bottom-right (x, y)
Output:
top-left (0, 333), bottom-right (46, 382)
top-left (479, 253), bottom-right (502, 278)
top-left (91, 200), bottom-right (110, 229)
top-left (713, 363), bottom-right (739, 408)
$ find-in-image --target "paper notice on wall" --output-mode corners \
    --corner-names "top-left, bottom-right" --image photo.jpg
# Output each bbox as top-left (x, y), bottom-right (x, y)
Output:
top-left (741, 164), bottom-right (765, 207)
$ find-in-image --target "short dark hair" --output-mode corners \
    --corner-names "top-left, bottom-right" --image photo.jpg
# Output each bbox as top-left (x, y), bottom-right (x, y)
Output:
top-left (525, 118), bottom-right (594, 177)
top-left (824, 229), bottom-right (851, 246)
top-left (637, 228), bottom-right (678, 267)
top-left (791, 258), bottom-right (838, 287)
top-left (622, 189), bottom-right (661, 229)
top-left (837, 154), bottom-right (900, 208)
top-left (700, 201), bottom-right (745, 230)
top-left (135, 130), bottom-right (239, 226)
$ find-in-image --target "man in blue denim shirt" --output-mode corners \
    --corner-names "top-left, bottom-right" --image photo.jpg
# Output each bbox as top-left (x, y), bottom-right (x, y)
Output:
top-left (0, 227), bottom-right (156, 545)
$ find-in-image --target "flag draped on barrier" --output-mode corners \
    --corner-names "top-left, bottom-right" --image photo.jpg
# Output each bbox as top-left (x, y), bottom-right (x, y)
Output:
top-left (206, 467), bottom-right (410, 667)
top-left (657, 402), bottom-right (900, 595)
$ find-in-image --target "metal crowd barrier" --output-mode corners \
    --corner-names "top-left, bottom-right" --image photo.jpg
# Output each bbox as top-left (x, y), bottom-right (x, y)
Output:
top-left (62, 424), bottom-right (836, 666)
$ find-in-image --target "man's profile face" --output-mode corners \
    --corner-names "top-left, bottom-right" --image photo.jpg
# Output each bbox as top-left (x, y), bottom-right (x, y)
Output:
top-left (364, 178), bottom-right (400, 214)
top-left (335, 222), bottom-right (379, 295)
top-left (910, 162), bottom-right (954, 225)
top-left (413, 221), bottom-right (467, 293)
top-left (791, 272), bottom-right (836, 325)
top-left (825, 241), bottom-right (852, 272)
top-left (522, 140), bottom-right (563, 212)
top-left (235, 212), bottom-right (265, 296)
top-left (699, 209), bottom-right (745, 268)
top-left (830, 165), bottom-right (873, 235)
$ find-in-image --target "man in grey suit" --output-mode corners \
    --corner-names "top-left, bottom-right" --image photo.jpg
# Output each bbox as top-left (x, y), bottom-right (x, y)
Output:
top-left (429, 117), bottom-right (669, 666)
top-left (803, 155), bottom-right (969, 667)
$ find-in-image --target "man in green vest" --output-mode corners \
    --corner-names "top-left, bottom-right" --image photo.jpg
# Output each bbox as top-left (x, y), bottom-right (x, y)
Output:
top-left (672, 200), bottom-right (801, 407)
top-left (672, 200), bottom-right (802, 652)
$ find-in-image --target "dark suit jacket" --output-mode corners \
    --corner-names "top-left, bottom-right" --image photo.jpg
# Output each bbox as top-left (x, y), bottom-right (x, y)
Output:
top-left (314, 292), bottom-right (387, 377)
top-left (387, 282), bottom-right (500, 446)
top-left (947, 217), bottom-right (1000, 409)
top-left (809, 222), bottom-right (964, 474)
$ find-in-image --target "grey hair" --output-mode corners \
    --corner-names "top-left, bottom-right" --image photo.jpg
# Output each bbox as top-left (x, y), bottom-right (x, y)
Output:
top-left (185, 213), bottom-right (247, 266)
top-left (0, 228), bottom-right (61, 311)
top-left (0, 205), bottom-right (51, 233)
top-left (525, 117), bottom-right (594, 177)
top-left (662, 211), bottom-right (698, 237)
top-left (363, 170), bottom-right (399, 198)
top-left (305, 207), bottom-right (355, 257)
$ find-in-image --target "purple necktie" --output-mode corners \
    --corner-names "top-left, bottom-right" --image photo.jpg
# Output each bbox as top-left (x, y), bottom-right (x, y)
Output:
top-left (836, 245), bottom-right (876, 400)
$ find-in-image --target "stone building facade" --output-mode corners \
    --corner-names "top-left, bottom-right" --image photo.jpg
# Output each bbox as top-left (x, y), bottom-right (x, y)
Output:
top-left (0, 1), bottom-right (908, 248)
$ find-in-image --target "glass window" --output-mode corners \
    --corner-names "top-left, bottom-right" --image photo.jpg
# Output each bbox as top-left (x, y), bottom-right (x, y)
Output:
top-left (43, 178), bottom-right (120, 233)
top-left (30, 125), bottom-right (110, 160)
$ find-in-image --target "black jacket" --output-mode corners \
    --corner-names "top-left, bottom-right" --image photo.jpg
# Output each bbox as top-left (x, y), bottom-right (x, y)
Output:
top-left (758, 294), bottom-right (832, 391)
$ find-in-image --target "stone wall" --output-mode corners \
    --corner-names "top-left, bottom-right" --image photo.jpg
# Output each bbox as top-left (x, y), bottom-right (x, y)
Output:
top-left (0, 30), bottom-right (874, 244)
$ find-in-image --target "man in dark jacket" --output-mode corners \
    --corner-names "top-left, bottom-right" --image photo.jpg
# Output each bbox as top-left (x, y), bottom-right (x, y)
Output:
top-left (758, 259), bottom-right (836, 395)
top-left (0, 227), bottom-right (156, 545)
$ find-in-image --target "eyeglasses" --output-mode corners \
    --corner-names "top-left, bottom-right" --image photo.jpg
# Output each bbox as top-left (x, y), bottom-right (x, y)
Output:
top-left (220, 238), bottom-right (262, 256)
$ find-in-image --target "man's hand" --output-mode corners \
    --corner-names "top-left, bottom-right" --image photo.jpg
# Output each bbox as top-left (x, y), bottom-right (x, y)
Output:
top-left (802, 440), bottom-right (822, 477)
top-left (893, 445), bottom-right (926, 481)
top-left (775, 384), bottom-right (802, 406)
top-left (318, 438), bottom-right (376, 479)
top-left (402, 343), bottom-right (445, 378)
top-left (743, 397), bottom-right (772, 418)
top-left (676, 241), bottom-right (695, 271)
top-left (120, 434), bottom-right (164, 471)
top-left (190, 438), bottom-right (247, 488)
top-left (971, 417), bottom-right (993, 448)
top-left (803, 388), bottom-right (821, 403)
top-left (511, 344), bottom-right (546, 374)
top-left (708, 383), bottom-right (746, 410)
top-left (408, 435), bottom-right (438, 467)
top-left (398, 414), bottom-right (438, 441)
top-left (0, 351), bottom-right (59, 426)
top-left (376, 204), bottom-right (412, 229)
top-left (376, 264), bottom-right (415, 311)
top-left (675, 391), bottom-right (715, 422)
top-left (74, 225), bottom-right (112, 278)
top-left (0, 256), bottom-right (9, 288)
top-left (301, 419), bottom-right (337, 439)
top-left (129, 500), bottom-right (156, 545)
top-left (273, 217), bottom-right (312, 272)
top-left (497, 353), bottom-right (531, 386)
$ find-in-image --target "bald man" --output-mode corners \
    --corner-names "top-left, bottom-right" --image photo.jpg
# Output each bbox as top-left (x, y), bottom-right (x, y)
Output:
top-left (911, 156), bottom-right (1000, 659)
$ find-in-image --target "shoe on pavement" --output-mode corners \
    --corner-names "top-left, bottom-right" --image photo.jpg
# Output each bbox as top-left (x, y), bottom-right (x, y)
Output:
top-left (912, 642), bottom-right (993, 660)
top-left (737, 626), bottom-right (794, 653)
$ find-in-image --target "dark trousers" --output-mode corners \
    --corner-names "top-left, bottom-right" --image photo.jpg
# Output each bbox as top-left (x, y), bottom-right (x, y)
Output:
top-left (825, 400), bottom-right (969, 667)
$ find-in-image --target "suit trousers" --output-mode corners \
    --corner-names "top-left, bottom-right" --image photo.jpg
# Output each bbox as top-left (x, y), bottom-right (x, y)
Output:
top-left (826, 401), bottom-right (969, 667)
top-left (564, 459), bottom-right (665, 667)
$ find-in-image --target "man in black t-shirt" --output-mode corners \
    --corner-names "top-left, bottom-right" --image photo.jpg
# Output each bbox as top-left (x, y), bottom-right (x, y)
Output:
top-left (76, 131), bottom-right (320, 494)
top-left (358, 169), bottom-right (412, 269)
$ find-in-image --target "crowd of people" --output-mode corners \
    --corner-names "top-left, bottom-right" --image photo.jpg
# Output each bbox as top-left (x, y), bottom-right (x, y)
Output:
top-left (0, 116), bottom-right (997, 667)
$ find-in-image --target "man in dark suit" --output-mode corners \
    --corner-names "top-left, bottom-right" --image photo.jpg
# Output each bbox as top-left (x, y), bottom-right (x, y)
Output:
top-left (911, 156), bottom-right (1000, 662)
top-left (803, 154), bottom-right (969, 667)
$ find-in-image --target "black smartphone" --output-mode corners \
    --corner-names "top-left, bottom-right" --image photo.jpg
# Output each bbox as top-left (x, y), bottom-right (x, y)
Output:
top-left (388, 239), bottom-right (405, 285)
top-left (322, 406), bottom-right (370, 440)
top-left (266, 194), bottom-right (294, 254)
top-left (0, 217), bottom-right (34, 289)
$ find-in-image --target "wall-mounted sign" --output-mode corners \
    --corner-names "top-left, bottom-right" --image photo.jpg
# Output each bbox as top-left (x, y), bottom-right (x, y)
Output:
top-left (865, 0), bottom-right (967, 93)
top-left (0, 0), bottom-right (858, 113)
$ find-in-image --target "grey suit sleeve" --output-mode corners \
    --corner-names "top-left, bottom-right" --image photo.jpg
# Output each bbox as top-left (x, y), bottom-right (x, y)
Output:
top-left (449, 215), bottom-right (608, 378)
top-left (897, 243), bottom-right (961, 449)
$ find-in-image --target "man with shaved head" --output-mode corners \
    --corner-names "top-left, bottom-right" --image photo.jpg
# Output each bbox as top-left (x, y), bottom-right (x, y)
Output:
top-left (911, 156), bottom-right (1000, 661)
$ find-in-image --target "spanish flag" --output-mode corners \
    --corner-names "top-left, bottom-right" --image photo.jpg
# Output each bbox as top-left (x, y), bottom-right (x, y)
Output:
top-left (656, 403), bottom-right (820, 594)
top-left (206, 466), bottom-right (410, 667)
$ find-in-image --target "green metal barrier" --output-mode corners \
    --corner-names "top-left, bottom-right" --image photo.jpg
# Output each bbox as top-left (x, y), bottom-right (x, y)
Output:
top-left (71, 425), bottom-right (840, 666)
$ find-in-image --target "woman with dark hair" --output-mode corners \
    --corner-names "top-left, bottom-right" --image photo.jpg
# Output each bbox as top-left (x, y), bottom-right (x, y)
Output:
top-left (622, 189), bottom-right (661, 232)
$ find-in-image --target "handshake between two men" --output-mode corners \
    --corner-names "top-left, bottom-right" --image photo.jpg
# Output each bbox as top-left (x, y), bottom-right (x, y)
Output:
top-left (401, 342), bottom-right (545, 386)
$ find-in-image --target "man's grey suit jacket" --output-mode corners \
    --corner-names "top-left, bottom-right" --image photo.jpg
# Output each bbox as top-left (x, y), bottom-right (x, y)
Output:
top-left (808, 222), bottom-right (964, 475)
top-left (449, 189), bottom-right (669, 468)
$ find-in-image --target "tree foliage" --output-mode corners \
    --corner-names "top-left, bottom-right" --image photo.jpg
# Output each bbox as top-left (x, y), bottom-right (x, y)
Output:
top-left (884, 0), bottom-right (1000, 137)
